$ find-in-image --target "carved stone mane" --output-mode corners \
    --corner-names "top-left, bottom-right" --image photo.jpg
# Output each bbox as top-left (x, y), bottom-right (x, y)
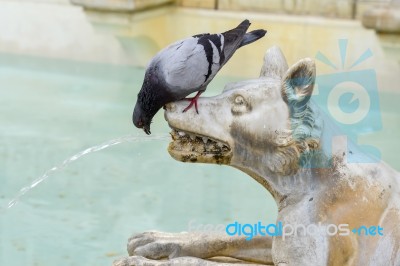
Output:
top-left (260, 46), bottom-right (323, 176)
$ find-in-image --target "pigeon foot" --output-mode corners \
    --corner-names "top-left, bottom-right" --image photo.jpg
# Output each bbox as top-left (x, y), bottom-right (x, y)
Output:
top-left (182, 91), bottom-right (203, 114)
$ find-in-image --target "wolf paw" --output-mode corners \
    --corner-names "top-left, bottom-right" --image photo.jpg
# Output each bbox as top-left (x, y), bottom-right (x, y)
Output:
top-left (113, 255), bottom-right (222, 266)
top-left (127, 231), bottom-right (203, 260)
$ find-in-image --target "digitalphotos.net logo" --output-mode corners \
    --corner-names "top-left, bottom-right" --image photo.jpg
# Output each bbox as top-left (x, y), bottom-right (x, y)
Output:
top-left (313, 39), bottom-right (382, 163)
top-left (188, 219), bottom-right (384, 241)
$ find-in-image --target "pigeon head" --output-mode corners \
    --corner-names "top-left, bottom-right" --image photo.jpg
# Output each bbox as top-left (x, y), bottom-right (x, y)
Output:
top-left (132, 102), bottom-right (152, 135)
top-left (132, 72), bottom-right (172, 135)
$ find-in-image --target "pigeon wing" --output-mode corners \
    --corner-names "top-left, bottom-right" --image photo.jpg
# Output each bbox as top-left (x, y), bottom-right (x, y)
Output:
top-left (158, 34), bottom-right (225, 97)
top-left (156, 20), bottom-right (252, 98)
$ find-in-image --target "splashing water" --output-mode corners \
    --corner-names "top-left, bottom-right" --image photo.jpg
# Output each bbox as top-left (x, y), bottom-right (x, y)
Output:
top-left (6, 134), bottom-right (169, 210)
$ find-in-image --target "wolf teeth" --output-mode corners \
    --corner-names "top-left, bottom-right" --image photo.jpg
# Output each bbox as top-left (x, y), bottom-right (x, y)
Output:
top-left (170, 128), bottom-right (229, 150)
top-left (170, 132), bottom-right (176, 140)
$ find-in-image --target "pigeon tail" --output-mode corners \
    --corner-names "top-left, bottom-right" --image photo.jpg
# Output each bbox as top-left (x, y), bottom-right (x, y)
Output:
top-left (221, 19), bottom-right (252, 63)
top-left (239, 29), bottom-right (267, 48)
top-left (222, 19), bottom-right (251, 39)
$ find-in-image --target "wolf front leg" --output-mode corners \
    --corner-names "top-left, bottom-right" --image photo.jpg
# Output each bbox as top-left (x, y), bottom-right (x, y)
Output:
top-left (120, 231), bottom-right (273, 265)
top-left (113, 256), bottom-right (270, 266)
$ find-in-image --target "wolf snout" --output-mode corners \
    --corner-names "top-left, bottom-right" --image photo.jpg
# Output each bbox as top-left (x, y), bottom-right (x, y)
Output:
top-left (165, 101), bottom-right (196, 113)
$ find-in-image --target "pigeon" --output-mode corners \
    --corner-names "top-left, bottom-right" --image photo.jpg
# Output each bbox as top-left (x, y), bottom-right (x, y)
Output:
top-left (132, 19), bottom-right (267, 135)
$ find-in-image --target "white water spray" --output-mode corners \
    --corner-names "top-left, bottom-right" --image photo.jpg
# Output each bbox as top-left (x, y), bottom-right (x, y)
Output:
top-left (6, 134), bottom-right (169, 210)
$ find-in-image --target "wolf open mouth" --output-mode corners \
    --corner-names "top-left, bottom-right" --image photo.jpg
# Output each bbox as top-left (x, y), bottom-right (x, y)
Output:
top-left (168, 128), bottom-right (232, 164)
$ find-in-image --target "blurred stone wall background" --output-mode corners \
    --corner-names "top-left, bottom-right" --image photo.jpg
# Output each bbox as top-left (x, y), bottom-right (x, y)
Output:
top-left (68, 0), bottom-right (398, 20)
top-left (70, 0), bottom-right (174, 11)
top-left (177, 0), bottom-right (394, 19)
top-left (2, 0), bottom-right (398, 68)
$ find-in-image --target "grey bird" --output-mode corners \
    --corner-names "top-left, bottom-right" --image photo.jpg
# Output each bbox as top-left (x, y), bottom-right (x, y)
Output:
top-left (132, 19), bottom-right (267, 135)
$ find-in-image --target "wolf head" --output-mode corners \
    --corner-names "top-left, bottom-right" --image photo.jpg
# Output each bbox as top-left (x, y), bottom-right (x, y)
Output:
top-left (165, 46), bottom-right (320, 177)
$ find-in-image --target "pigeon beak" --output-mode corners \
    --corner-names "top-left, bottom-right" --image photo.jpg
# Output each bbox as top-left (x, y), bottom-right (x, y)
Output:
top-left (143, 125), bottom-right (151, 135)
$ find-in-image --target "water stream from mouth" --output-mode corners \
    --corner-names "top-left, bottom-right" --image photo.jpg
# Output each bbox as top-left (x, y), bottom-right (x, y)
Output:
top-left (5, 134), bottom-right (169, 210)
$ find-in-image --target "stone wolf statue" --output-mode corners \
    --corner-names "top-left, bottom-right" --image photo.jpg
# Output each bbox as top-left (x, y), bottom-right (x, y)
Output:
top-left (114, 46), bottom-right (400, 266)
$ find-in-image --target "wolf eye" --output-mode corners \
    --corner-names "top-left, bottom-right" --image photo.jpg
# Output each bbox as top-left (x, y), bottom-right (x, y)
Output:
top-left (234, 95), bottom-right (245, 105)
top-left (231, 95), bottom-right (250, 115)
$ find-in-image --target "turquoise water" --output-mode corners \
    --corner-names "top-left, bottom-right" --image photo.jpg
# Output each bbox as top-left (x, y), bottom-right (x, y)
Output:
top-left (0, 54), bottom-right (276, 265)
top-left (0, 53), bottom-right (399, 265)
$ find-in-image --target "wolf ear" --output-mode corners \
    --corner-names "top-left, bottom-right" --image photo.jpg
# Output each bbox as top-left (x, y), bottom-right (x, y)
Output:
top-left (260, 46), bottom-right (288, 79)
top-left (281, 58), bottom-right (315, 113)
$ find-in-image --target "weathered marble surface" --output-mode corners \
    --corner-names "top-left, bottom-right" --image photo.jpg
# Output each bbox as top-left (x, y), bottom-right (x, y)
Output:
top-left (114, 46), bottom-right (400, 265)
